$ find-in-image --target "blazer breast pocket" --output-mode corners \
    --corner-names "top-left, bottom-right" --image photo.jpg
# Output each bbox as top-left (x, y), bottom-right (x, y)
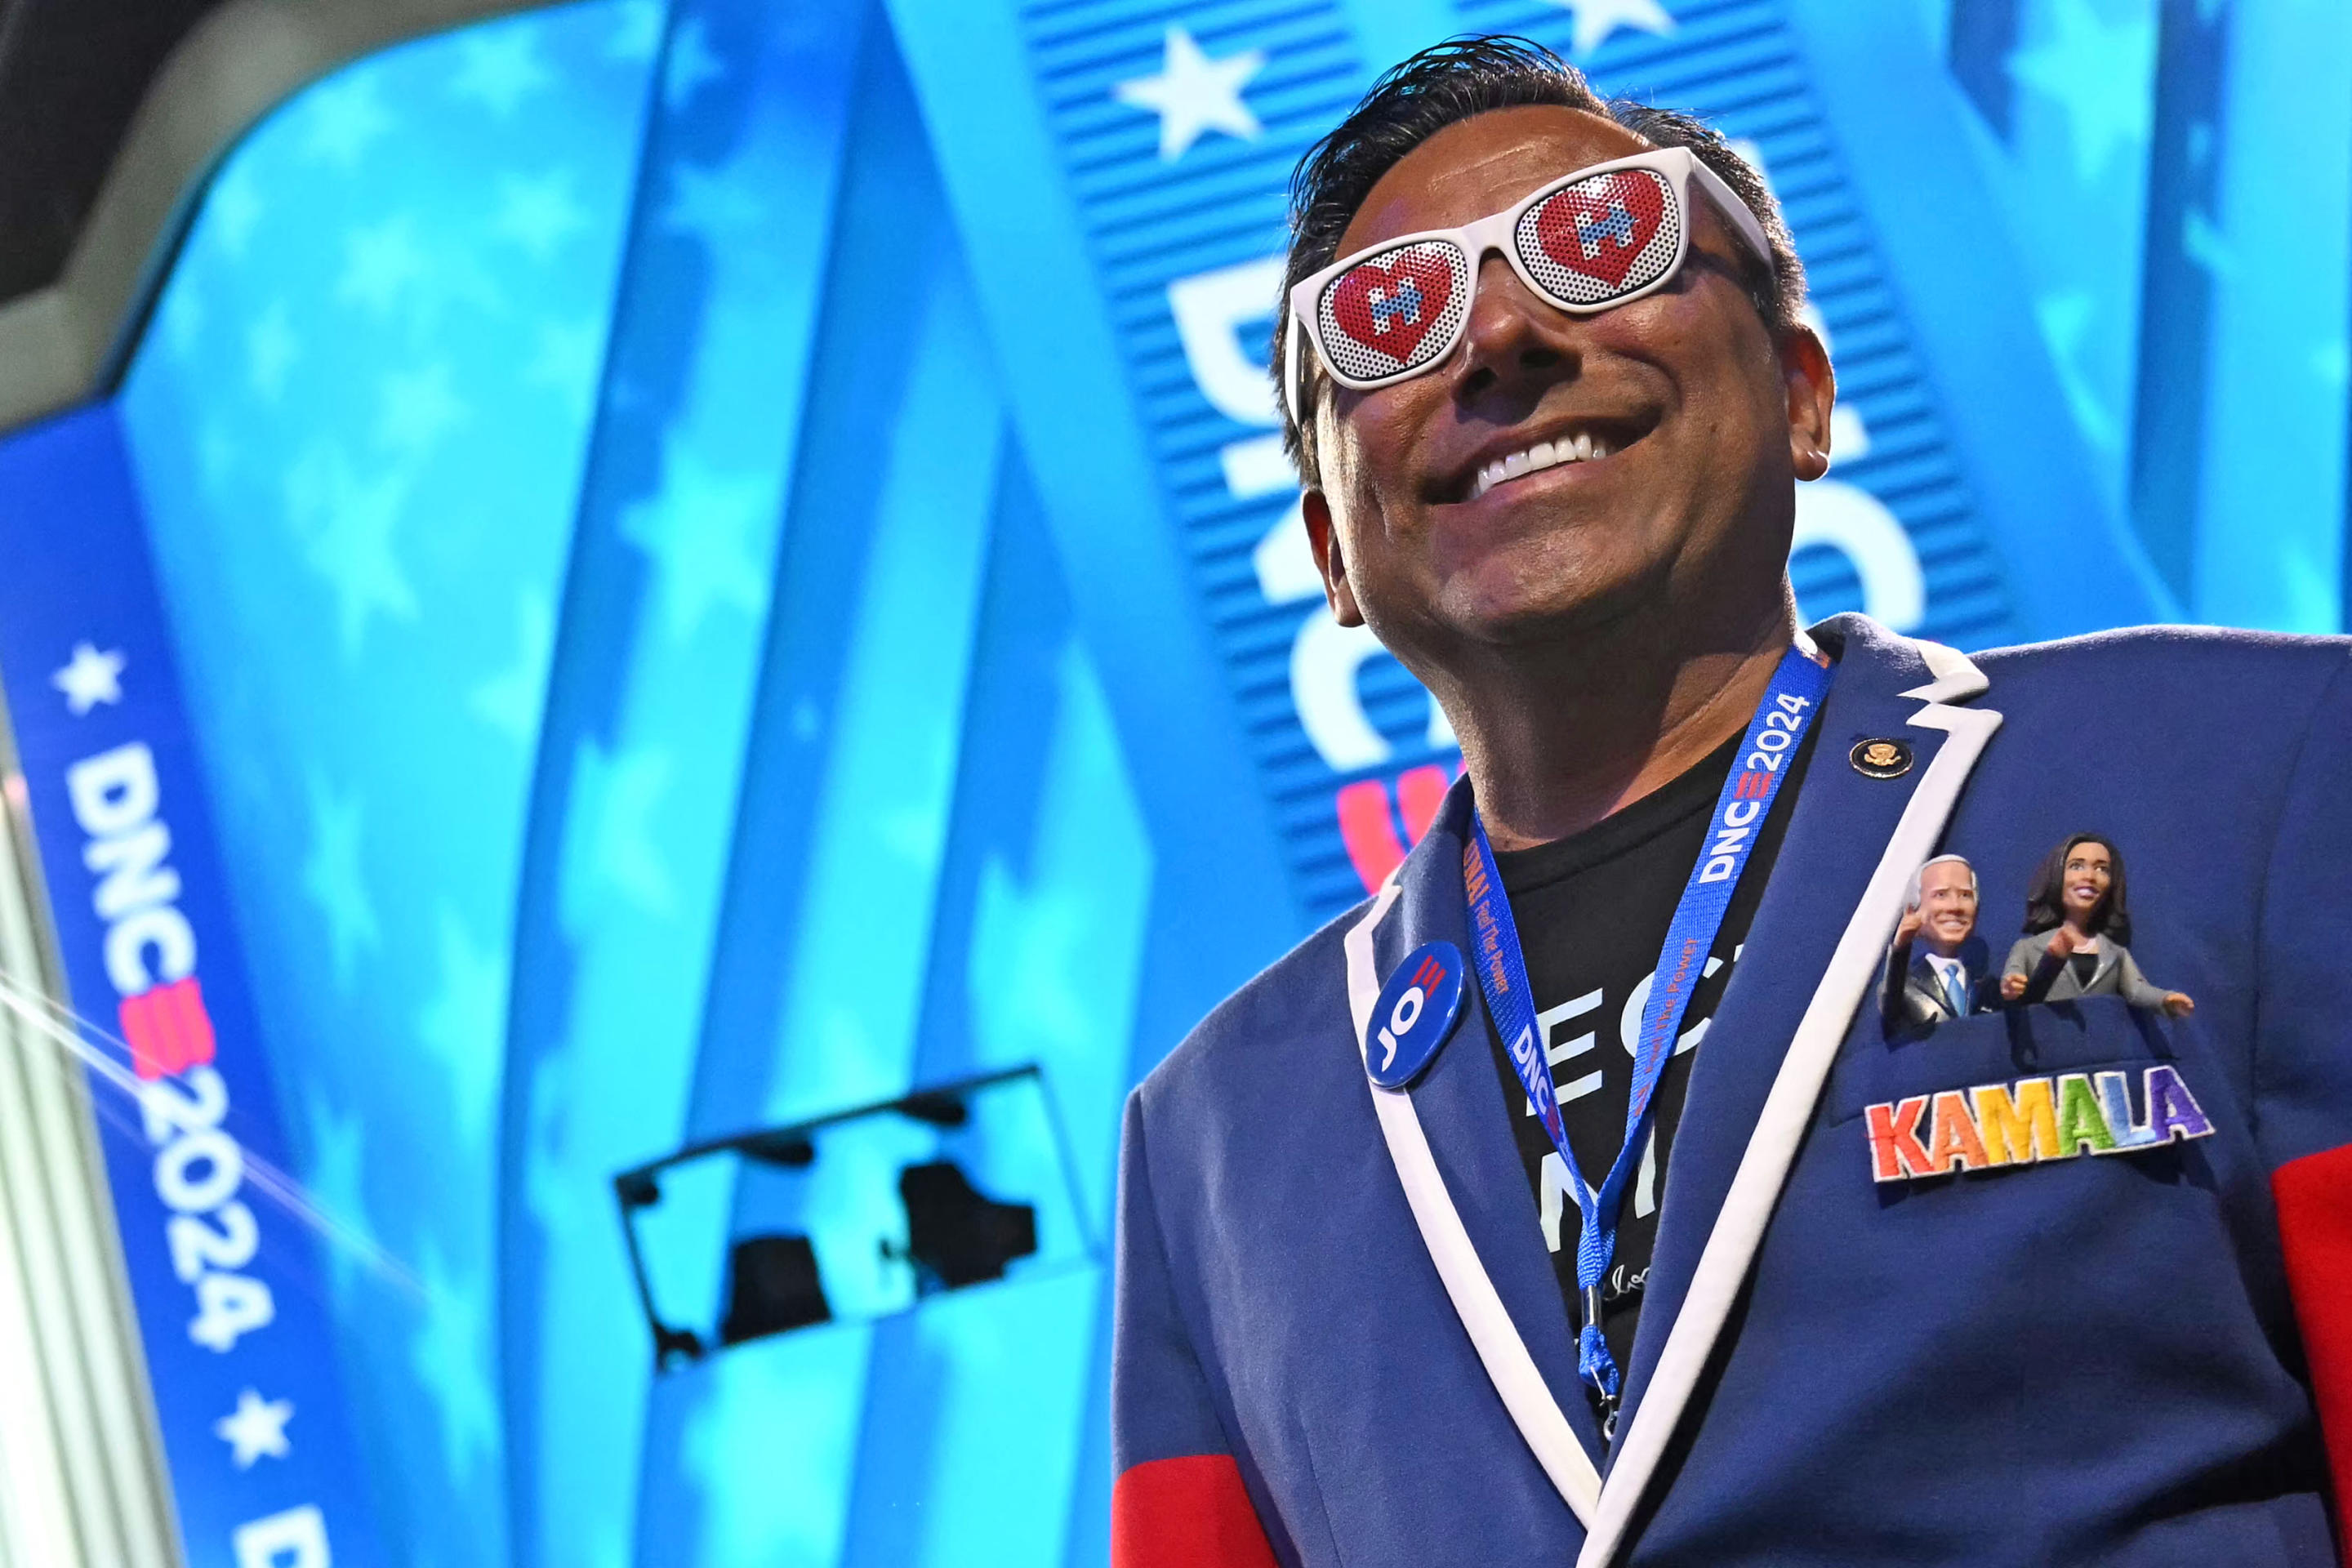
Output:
top-left (1825, 996), bottom-right (2175, 1128)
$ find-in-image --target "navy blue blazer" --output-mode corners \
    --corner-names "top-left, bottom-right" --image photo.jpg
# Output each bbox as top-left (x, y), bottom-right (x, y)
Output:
top-left (1111, 615), bottom-right (2352, 1567)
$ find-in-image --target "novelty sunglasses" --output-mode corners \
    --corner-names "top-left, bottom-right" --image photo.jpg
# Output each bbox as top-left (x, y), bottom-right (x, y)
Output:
top-left (1282, 147), bottom-right (1773, 423)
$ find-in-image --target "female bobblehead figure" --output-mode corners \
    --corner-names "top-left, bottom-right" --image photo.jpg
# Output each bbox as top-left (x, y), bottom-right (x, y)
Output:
top-left (2001, 833), bottom-right (2194, 1016)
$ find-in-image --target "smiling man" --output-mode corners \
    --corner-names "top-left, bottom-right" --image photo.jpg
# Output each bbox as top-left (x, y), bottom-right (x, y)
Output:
top-left (1112, 37), bottom-right (2352, 1568)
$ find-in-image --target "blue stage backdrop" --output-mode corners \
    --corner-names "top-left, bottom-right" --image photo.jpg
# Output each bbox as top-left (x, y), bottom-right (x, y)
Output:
top-left (0, 0), bottom-right (2345, 1564)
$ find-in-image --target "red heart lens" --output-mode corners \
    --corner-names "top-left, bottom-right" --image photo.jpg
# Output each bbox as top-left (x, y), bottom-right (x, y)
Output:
top-left (1320, 242), bottom-right (1465, 382)
top-left (1521, 169), bottom-right (1679, 301)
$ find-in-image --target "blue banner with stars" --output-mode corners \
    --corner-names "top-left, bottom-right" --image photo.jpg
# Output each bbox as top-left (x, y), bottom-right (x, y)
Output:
top-left (0, 404), bottom-right (384, 1568)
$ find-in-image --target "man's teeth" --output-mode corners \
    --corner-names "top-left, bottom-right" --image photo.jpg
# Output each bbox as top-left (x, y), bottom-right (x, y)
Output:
top-left (1470, 432), bottom-right (1610, 500)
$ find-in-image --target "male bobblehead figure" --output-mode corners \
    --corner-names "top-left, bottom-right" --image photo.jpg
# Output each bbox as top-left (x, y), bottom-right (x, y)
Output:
top-left (1112, 37), bottom-right (2352, 1568)
top-left (1881, 853), bottom-right (1986, 1031)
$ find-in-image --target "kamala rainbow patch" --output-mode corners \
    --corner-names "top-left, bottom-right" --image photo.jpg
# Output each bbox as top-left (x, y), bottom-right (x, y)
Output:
top-left (1865, 1067), bottom-right (2213, 1183)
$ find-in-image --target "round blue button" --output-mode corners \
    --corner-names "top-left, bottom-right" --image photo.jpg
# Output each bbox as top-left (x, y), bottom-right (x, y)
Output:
top-left (1365, 941), bottom-right (1466, 1089)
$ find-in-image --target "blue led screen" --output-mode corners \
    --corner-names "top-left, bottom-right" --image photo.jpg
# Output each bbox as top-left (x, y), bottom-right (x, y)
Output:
top-left (3, 0), bottom-right (2348, 1563)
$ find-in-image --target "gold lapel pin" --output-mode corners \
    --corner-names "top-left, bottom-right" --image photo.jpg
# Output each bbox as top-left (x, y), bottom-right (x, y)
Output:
top-left (1850, 737), bottom-right (1913, 779)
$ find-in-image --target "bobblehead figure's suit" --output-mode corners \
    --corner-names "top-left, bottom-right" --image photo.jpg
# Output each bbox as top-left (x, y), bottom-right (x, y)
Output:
top-left (2003, 933), bottom-right (2172, 1008)
top-left (1882, 944), bottom-right (1988, 1030)
top-left (1112, 616), bottom-right (2352, 1567)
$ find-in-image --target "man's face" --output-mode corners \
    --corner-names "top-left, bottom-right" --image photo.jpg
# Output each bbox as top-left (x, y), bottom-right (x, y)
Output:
top-left (1301, 106), bottom-right (1832, 679)
top-left (1916, 860), bottom-right (1978, 951)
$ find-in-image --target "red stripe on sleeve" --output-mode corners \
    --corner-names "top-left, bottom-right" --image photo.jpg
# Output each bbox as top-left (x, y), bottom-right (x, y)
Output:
top-left (1111, 1454), bottom-right (1278, 1568)
top-left (2274, 1142), bottom-right (2352, 1561)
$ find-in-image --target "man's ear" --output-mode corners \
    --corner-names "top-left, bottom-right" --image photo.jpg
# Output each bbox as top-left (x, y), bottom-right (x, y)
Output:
top-left (1301, 488), bottom-right (1365, 627)
top-left (1780, 323), bottom-right (1835, 483)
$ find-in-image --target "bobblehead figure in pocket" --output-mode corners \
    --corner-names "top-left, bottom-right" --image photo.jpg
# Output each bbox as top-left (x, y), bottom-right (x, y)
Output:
top-left (1881, 853), bottom-right (1990, 1033)
top-left (2000, 833), bottom-right (2195, 1017)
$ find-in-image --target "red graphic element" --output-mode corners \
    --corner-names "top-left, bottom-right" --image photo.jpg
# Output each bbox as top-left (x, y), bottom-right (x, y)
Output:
top-left (120, 976), bottom-right (216, 1081)
top-left (1337, 764), bottom-right (1454, 893)
top-left (1734, 769), bottom-right (1771, 800)
top-left (1863, 1095), bottom-right (1932, 1182)
top-left (1329, 247), bottom-right (1457, 364)
top-left (1112, 1454), bottom-right (1278, 1568)
top-left (1534, 172), bottom-right (1668, 288)
top-left (2276, 1142), bottom-right (2352, 1562)
top-left (1410, 953), bottom-right (1445, 991)
top-left (1336, 781), bottom-right (1407, 892)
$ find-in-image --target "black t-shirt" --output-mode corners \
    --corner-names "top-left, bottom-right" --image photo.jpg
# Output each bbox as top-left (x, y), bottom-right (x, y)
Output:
top-left (1483, 725), bottom-right (1815, 1419)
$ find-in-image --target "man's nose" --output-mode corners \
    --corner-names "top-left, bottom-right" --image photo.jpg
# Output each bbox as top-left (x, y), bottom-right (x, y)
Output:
top-left (1450, 251), bottom-right (1577, 399)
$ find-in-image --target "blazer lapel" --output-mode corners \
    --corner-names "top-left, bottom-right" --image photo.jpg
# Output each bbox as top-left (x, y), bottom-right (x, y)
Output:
top-left (1907, 956), bottom-right (1951, 1021)
top-left (1577, 616), bottom-right (2003, 1566)
top-left (2043, 943), bottom-right (2098, 1001)
top-left (1347, 780), bottom-right (1608, 1522)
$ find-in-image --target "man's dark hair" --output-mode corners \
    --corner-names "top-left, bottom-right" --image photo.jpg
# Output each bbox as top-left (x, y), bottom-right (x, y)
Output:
top-left (2021, 833), bottom-right (2133, 946)
top-left (1275, 35), bottom-right (1809, 487)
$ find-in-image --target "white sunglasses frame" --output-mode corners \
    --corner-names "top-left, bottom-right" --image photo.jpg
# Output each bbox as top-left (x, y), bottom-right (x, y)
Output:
top-left (1281, 146), bottom-right (1775, 427)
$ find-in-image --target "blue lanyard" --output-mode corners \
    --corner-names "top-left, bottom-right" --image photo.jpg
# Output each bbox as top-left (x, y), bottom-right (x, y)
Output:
top-left (1463, 646), bottom-right (1832, 1416)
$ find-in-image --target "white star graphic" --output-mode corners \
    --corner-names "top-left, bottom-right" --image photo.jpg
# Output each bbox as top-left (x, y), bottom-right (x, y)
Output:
top-left (293, 452), bottom-right (418, 657)
top-left (450, 24), bottom-right (555, 117)
top-left (617, 437), bottom-right (774, 644)
top-left (525, 318), bottom-right (603, 394)
top-left (300, 75), bottom-right (394, 170)
top-left (302, 1092), bottom-right (378, 1297)
top-left (494, 169), bottom-right (587, 261)
top-left (565, 740), bottom-right (676, 917)
top-left (376, 363), bottom-right (468, 454)
top-left (215, 1388), bottom-right (295, 1469)
top-left (411, 1244), bottom-right (501, 1483)
top-left (607, 0), bottom-right (662, 63)
top-left (52, 644), bottom-right (125, 715)
top-left (247, 303), bottom-right (300, 401)
top-left (415, 905), bottom-right (508, 1151)
top-left (2007, 0), bottom-right (2157, 180)
top-left (665, 16), bottom-right (727, 110)
top-left (162, 287), bottom-right (206, 359)
top-left (1549, 0), bottom-right (1677, 56)
top-left (209, 163), bottom-right (264, 259)
top-left (337, 215), bottom-right (427, 316)
top-left (302, 775), bottom-right (381, 985)
top-left (470, 590), bottom-right (555, 741)
top-left (1114, 27), bottom-right (1266, 162)
top-left (662, 163), bottom-right (766, 240)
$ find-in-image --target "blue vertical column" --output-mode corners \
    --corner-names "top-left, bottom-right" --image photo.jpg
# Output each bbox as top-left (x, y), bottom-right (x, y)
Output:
top-left (2127, 0), bottom-right (2229, 608)
top-left (495, 2), bottom-right (868, 1564)
top-left (1784, 0), bottom-right (2172, 635)
top-left (884, 8), bottom-right (1356, 1563)
top-left (2189, 1), bottom-right (2352, 630)
top-left (627, 20), bottom-right (1021, 1561)
top-left (835, 456), bottom-right (1153, 1568)
top-left (884, 0), bottom-right (1303, 947)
